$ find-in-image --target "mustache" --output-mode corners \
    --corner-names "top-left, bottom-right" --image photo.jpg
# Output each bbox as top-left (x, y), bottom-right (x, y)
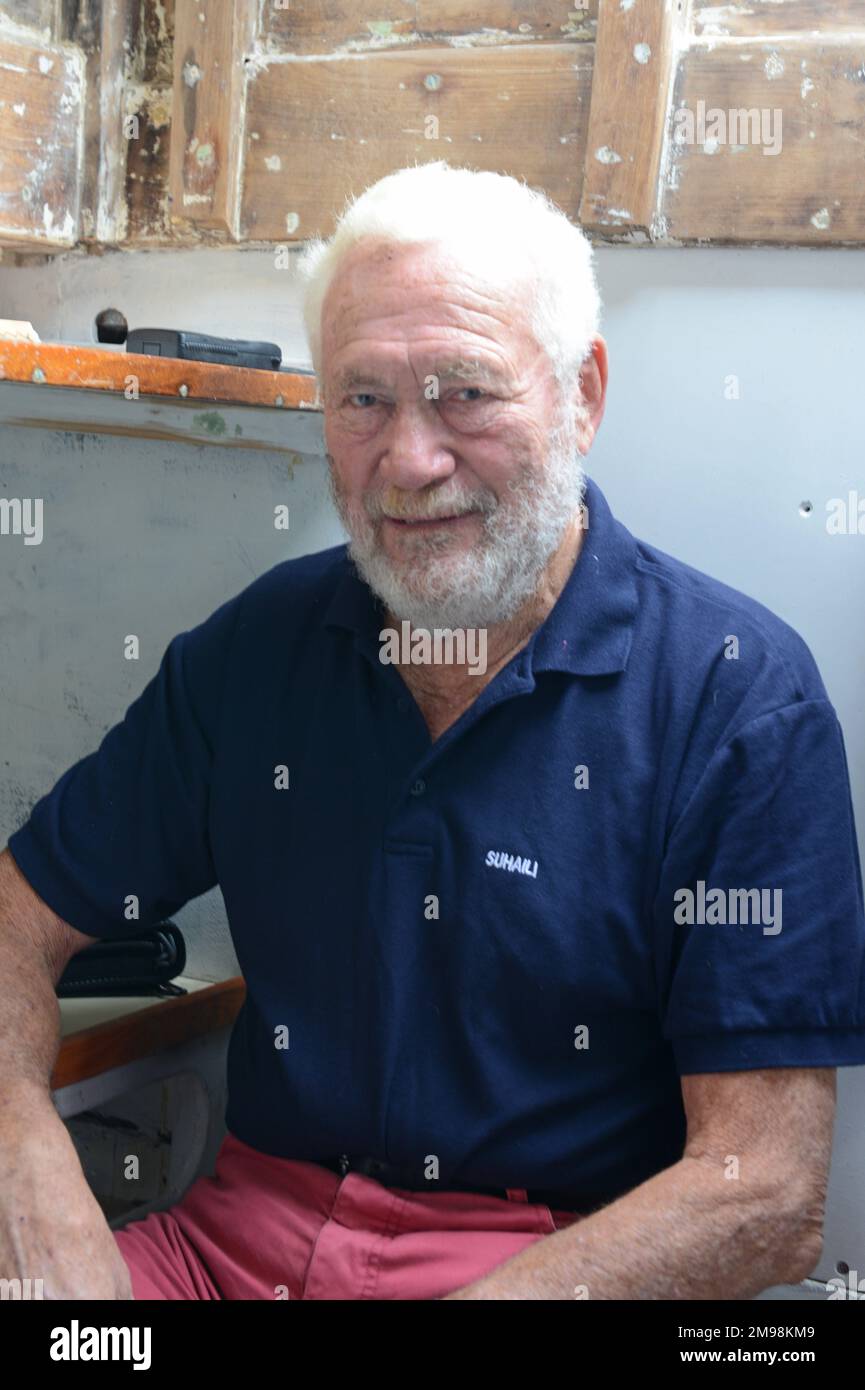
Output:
top-left (364, 483), bottom-right (498, 523)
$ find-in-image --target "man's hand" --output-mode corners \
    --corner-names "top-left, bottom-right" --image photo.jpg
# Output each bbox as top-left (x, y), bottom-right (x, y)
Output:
top-left (1, 1092), bottom-right (133, 1300)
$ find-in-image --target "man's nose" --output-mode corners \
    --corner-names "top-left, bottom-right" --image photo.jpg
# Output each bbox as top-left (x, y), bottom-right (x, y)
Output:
top-left (380, 404), bottom-right (455, 490)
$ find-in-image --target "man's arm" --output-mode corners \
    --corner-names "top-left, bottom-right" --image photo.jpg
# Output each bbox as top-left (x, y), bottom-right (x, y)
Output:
top-left (0, 846), bottom-right (134, 1298)
top-left (445, 1066), bottom-right (834, 1299)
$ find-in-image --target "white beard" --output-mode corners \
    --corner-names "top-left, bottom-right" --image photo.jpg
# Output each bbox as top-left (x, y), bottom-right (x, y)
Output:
top-left (328, 415), bottom-right (587, 630)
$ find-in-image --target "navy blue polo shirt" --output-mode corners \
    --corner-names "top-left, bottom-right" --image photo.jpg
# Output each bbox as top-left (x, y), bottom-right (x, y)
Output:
top-left (9, 476), bottom-right (865, 1200)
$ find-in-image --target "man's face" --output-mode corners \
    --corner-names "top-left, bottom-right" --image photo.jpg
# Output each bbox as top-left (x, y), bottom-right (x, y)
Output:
top-left (321, 239), bottom-right (588, 629)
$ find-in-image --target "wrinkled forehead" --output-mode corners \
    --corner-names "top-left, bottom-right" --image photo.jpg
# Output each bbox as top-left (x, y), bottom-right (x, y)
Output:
top-left (320, 237), bottom-right (536, 363)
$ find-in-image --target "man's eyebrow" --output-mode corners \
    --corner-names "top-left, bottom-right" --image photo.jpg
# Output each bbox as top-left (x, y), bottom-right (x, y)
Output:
top-left (332, 368), bottom-right (390, 393)
top-left (332, 361), bottom-right (511, 392)
top-left (433, 359), bottom-right (510, 387)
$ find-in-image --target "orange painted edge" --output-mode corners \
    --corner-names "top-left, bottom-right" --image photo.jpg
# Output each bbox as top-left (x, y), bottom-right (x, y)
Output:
top-left (0, 341), bottom-right (320, 411)
top-left (52, 977), bottom-right (247, 1090)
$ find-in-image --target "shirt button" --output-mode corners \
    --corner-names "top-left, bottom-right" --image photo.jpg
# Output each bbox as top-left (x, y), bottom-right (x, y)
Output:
top-left (410, 778), bottom-right (426, 797)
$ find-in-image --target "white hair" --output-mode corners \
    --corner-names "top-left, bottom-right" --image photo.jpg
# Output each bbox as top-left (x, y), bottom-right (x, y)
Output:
top-left (295, 160), bottom-right (602, 408)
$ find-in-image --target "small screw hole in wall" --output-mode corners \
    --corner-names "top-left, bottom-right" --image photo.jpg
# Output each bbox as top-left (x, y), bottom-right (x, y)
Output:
top-left (837, 1260), bottom-right (850, 1275)
top-left (799, 500), bottom-right (813, 517)
top-left (95, 308), bottom-right (128, 345)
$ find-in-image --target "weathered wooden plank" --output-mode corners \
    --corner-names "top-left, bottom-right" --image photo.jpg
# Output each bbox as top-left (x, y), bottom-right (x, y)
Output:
top-left (662, 39), bottom-right (865, 243)
top-left (693, 1), bottom-right (865, 40)
top-left (423, 0), bottom-right (597, 41)
top-left (0, 33), bottom-right (84, 249)
top-left (124, 0), bottom-right (176, 243)
top-left (242, 42), bottom-right (594, 242)
top-left (168, 0), bottom-right (259, 236)
top-left (60, 0), bottom-right (135, 244)
top-left (578, 0), bottom-right (690, 235)
top-left (262, 1), bottom-right (597, 54)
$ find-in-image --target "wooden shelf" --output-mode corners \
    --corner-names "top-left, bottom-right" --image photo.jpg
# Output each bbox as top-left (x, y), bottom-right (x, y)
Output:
top-left (52, 976), bottom-right (246, 1090)
top-left (0, 341), bottom-right (320, 412)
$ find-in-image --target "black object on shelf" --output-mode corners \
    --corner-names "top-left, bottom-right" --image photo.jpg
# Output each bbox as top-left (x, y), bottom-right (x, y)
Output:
top-left (56, 921), bottom-right (187, 999)
top-left (126, 327), bottom-right (282, 371)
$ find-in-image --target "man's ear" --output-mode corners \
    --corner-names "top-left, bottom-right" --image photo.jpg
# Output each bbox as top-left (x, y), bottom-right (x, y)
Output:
top-left (574, 336), bottom-right (608, 455)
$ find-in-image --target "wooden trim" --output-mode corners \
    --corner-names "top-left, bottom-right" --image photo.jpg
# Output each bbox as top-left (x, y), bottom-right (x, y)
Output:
top-left (0, 30), bottom-right (85, 252)
top-left (579, 0), bottom-right (690, 236)
top-left (169, 0), bottom-right (259, 237)
top-left (52, 977), bottom-right (246, 1090)
top-left (93, 0), bottom-right (136, 244)
top-left (0, 341), bottom-right (320, 410)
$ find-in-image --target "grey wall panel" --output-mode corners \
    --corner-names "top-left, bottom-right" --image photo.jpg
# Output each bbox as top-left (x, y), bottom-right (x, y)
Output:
top-left (589, 249), bottom-right (865, 1288)
top-left (0, 387), bottom-right (336, 983)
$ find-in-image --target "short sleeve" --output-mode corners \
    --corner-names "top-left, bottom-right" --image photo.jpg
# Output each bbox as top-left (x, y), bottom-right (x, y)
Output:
top-left (655, 699), bottom-right (865, 1073)
top-left (6, 589), bottom-right (242, 939)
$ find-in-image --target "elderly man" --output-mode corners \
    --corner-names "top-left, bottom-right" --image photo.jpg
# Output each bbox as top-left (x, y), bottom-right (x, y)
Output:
top-left (1, 162), bottom-right (864, 1301)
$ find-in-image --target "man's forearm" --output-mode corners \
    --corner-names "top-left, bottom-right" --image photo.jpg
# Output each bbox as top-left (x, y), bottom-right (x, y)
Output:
top-left (446, 1152), bottom-right (821, 1300)
top-left (0, 849), bottom-right (66, 1115)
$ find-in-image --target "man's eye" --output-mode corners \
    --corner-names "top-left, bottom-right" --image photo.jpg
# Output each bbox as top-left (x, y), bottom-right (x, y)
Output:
top-left (348, 393), bottom-right (378, 408)
top-left (453, 388), bottom-right (487, 403)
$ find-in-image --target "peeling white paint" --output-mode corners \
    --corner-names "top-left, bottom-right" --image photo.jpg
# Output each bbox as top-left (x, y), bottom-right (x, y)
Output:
top-left (810, 207), bottom-right (831, 230)
top-left (0, 10), bottom-right (55, 46)
top-left (703, 136), bottom-right (720, 155)
top-left (693, 33), bottom-right (854, 54)
top-left (595, 146), bottom-right (623, 164)
top-left (633, 43), bottom-right (651, 65)
top-left (124, 81), bottom-right (172, 131)
top-left (183, 62), bottom-right (202, 87)
top-left (285, 212), bottom-right (300, 234)
top-left (764, 53), bottom-right (785, 80)
top-left (447, 30), bottom-right (531, 48)
top-left (41, 203), bottom-right (75, 241)
top-left (37, 56), bottom-right (53, 74)
top-left (153, 0), bottom-right (169, 44)
top-left (801, 77), bottom-right (814, 98)
top-left (12, 102), bottom-right (25, 116)
top-left (620, 0), bottom-right (635, 10)
top-left (247, 27), bottom-right (571, 68)
top-left (264, 154), bottom-right (281, 171)
top-left (607, 208), bottom-right (634, 220)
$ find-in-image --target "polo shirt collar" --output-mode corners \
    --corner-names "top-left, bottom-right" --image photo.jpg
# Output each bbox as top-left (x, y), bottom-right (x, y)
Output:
top-left (323, 474), bottom-right (638, 678)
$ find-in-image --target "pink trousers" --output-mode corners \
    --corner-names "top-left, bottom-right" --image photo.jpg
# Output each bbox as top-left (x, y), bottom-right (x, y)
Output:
top-left (114, 1132), bottom-right (582, 1299)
